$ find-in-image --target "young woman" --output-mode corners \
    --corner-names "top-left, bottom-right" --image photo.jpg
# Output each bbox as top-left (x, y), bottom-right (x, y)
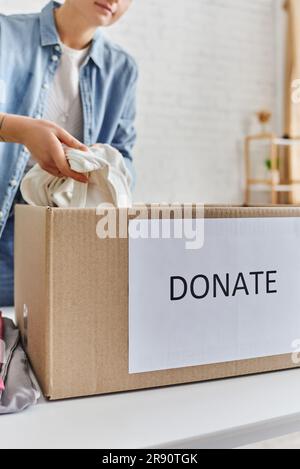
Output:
top-left (0, 0), bottom-right (138, 306)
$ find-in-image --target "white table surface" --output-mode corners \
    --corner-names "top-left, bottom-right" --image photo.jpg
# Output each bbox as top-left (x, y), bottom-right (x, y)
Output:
top-left (2, 307), bottom-right (300, 449)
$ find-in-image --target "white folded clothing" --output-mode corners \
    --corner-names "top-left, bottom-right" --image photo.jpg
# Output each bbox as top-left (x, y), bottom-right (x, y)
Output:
top-left (20, 144), bottom-right (133, 208)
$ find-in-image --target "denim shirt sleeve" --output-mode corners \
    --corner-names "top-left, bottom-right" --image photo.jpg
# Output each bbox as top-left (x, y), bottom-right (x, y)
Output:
top-left (0, 16), bottom-right (4, 111)
top-left (111, 64), bottom-right (139, 188)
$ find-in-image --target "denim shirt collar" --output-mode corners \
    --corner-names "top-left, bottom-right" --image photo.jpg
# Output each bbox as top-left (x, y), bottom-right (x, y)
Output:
top-left (39, 0), bottom-right (105, 69)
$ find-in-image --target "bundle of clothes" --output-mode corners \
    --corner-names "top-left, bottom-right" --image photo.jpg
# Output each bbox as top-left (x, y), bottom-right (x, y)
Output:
top-left (21, 143), bottom-right (133, 208)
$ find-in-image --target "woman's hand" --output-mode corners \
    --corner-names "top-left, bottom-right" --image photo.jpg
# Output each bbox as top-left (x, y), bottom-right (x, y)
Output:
top-left (0, 114), bottom-right (89, 183)
top-left (20, 118), bottom-right (89, 183)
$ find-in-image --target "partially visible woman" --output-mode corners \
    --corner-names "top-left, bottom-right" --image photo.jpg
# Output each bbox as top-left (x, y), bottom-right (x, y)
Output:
top-left (0, 0), bottom-right (138, 306)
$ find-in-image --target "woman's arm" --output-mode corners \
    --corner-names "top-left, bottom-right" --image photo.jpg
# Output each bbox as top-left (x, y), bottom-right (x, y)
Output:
top-left (0, 113), bottom-right (89, 183)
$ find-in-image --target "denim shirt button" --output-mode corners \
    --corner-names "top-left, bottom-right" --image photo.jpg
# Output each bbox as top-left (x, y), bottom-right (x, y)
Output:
top-left (51, 55), bottom-right (59, 62)
top-left (54, 45), bottom-right (61, 52)
top-left (42, 83), bottom-right (49, 90)
top-left (10, 179), bottom-right (18, 187)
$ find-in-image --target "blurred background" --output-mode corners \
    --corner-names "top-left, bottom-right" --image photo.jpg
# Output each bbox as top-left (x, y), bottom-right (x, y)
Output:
top-left (0, 0), bottom-right (294, 205)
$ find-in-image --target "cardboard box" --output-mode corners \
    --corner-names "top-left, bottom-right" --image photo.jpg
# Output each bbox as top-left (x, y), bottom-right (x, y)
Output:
top-left (14, 204), bottom-right (300, 400)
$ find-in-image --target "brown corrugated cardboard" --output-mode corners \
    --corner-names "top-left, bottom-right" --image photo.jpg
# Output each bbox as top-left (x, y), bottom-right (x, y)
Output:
top-left (14, 205), bottom-right (300, 400)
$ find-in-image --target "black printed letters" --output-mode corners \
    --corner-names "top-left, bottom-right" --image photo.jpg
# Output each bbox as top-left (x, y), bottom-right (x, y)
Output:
top-left (170, 271), bottom-right (278, 301)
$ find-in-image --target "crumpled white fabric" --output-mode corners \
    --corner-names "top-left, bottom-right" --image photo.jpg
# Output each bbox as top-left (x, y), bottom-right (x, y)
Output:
top-left (0, 318), bottom-right (40, 415)
top-left (20, 144), bottom-right (133, 208)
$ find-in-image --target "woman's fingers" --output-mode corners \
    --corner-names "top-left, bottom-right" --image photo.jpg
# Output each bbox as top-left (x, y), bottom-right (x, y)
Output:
top-left (57, 127), bottom-right (89, 152)
top-left (21, 120), bottom-right (90, 182)
top-left (50, 142), bottom-right (89, 183)
top-left (40, 164), bottom-right (62, 177)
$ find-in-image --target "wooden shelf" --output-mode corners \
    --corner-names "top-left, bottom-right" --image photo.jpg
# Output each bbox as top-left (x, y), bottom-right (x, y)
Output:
top-left (244, 133), bottom-right (300, 205)
top-left (248, 183), bottom-right (300, 193)
top-left (273, 138), bottom-right (300, 146)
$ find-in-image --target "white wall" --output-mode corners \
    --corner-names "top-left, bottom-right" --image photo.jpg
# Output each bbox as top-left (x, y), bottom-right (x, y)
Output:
top-left (275, 0), bottom-right (287, 135)
top-left (0, 0), bottom-right (279, 204)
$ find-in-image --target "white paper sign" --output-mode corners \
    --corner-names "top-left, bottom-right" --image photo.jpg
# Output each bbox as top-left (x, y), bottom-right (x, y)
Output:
top-left (128, 217), bottom-right (300, 374)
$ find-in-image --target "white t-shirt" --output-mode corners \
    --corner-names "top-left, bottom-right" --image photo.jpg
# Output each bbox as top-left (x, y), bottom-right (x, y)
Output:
top-left (26, 41), bottom-right (90, 169)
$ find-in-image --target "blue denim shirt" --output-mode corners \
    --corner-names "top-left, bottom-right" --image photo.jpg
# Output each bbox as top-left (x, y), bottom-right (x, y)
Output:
top-left (0, 0), bottom-right (138, 238)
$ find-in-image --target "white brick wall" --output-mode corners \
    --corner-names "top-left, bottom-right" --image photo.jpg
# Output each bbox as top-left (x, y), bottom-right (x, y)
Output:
top-left (275, 0), bottom-right (286, 135)
top-left (0, 0), bottom-right (278, 203)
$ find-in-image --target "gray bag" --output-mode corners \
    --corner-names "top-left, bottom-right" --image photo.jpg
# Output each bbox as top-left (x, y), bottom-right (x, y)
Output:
top-left (0, 318), bottom-right (40, 414)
